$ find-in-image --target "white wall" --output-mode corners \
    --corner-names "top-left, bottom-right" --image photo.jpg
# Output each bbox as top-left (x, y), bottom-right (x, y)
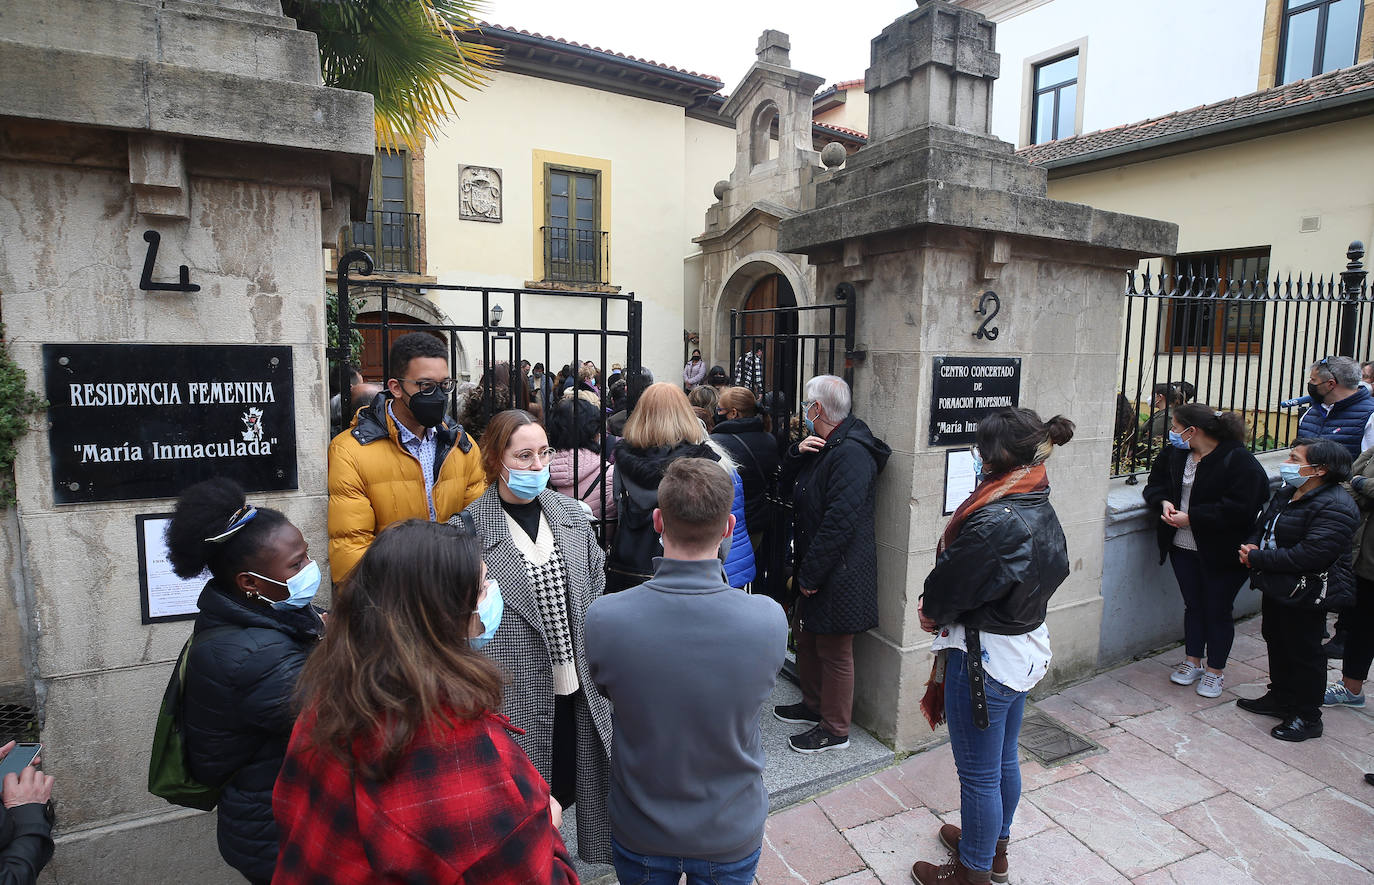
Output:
top-left (424, 70), bottom-right (739, 382)
top-left (989, 0), bottom-right (1267, 145)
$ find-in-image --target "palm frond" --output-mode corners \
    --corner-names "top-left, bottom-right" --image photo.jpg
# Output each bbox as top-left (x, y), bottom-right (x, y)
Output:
top-left (285, 0), bottom-right (500, 152)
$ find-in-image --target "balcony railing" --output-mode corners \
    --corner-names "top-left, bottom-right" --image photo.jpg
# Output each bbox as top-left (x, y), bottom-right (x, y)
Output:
top-left (541, 226), bottom-right (609, 285)
top-left (348, 210), bottom-right (421, 274)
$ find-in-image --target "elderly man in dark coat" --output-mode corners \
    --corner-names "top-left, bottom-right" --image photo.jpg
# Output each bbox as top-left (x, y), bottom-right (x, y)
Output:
top-left (774, 375), bottom-right (890, 753)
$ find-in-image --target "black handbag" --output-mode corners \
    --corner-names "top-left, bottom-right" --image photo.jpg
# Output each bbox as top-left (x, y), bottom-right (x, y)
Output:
top-left (1252, 568), bottom-right (1354, 611)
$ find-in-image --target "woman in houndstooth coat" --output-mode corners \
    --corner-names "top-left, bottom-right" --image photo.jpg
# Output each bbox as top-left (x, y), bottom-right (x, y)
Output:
top-left (454, 409), bottom-right (614, 864)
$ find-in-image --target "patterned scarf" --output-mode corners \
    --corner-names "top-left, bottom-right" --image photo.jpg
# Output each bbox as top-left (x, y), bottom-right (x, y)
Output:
top-left (938, 462), bottom-right (1050, 555)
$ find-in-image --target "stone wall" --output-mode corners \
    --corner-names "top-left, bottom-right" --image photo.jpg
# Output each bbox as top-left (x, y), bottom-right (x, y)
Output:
top-left (0, 1), bottom-right (372, 879)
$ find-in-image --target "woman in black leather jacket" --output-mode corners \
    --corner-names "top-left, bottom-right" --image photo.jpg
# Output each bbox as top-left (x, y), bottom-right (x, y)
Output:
top-left (911, 408), bottom-right (1074, 885)
top-left (1238, 438), bottom-right (1359, 742)
top-left (164, 479), bottom-right (325, 883)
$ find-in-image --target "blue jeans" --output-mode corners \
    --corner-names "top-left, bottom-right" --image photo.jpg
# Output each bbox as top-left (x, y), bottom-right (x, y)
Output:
top-left (612, 835), bottom-right (761, 885)
top-left (944, 648), bottom-right (1027, 872)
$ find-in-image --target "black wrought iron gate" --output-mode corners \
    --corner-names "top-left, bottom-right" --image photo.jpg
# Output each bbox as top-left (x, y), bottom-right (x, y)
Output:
top-left (329, 249), bottom-right (643, 543)
top-left (727, 283), bottom-right (862, 604)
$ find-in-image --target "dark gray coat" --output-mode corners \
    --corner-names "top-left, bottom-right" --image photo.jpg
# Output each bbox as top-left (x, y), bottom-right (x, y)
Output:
top-left (781, 415), bottom-right (891, 634)
top-left (459, 485), bottom-right (614, 863)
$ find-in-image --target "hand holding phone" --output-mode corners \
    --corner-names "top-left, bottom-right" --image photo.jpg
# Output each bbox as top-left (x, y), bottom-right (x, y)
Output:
top-left (0, 742), bottom-right (52, 809)
top-left (0, 742), bottom-right (40, 780)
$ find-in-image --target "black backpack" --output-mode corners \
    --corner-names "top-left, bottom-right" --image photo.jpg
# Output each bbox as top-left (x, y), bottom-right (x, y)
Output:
top-left (605, 474), bottom-right (662, 591)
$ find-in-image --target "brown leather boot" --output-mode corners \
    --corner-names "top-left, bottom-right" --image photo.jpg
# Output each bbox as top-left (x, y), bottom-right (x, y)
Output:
top-left (910, 854), bottom-right (992, 885)
top-left (937, 824), bottom-right (1009, 883)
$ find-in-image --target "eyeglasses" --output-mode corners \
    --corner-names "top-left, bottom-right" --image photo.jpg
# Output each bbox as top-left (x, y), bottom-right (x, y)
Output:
top-left (509, 447), bottom-right (556, 468)
top-left (401, 377), bottom-right (458, 395)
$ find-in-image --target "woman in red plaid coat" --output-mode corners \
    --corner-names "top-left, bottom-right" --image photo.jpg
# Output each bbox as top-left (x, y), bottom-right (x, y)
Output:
top-left (272, 519), bottom-right (577, 884)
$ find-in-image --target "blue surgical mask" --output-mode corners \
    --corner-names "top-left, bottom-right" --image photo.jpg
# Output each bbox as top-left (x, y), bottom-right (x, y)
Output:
top-left (802, 401), bottom-right (817, 436)
top-left (504, 465), bottom-right (550, 499)
top-left (971, 451), bottom-right (984, 483)
top-left (1279, 462), bottom-right (1307, 487)
top-left (1168, 430), bottom-right (1191, 450)
top-left (472, 580), bottom-right (503, 649)
top-left (249, 560), bottom-right (321, 610)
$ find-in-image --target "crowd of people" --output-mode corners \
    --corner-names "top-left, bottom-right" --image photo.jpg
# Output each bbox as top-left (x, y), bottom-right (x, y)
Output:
top-left (3, 340), bottom-right (1360, 884)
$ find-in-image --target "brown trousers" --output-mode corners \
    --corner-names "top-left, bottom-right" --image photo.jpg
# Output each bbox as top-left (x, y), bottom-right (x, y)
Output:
top-left (797, 626), bottom-right (855, 737)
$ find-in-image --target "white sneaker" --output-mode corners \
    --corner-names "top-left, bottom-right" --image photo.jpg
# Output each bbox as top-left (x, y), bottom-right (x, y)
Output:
top-left (1196, 671), bottom-right (1224, 698)
top-left (1170, 661), bottom-right (1204, 685)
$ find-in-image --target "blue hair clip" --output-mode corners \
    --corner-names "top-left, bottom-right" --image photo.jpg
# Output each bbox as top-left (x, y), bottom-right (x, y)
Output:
top-left (204, 505), bottom-right (258, 543)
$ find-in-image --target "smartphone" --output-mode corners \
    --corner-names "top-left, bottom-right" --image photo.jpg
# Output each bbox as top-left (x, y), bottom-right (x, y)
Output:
top-left (0, 743), bottom-right (41, 781)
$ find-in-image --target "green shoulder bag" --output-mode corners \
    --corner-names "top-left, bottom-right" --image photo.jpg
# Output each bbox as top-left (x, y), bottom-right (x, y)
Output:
top-left (147, 629), bottom-right (226, 811)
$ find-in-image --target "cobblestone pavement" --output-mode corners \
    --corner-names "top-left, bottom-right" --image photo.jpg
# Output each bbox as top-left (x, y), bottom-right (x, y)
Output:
top-left (755, 615), bottom-right (1374, 885)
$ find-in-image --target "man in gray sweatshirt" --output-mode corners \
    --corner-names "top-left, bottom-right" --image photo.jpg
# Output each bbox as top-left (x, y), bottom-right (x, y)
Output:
top-left (586, 457), bottom-right (787, 884)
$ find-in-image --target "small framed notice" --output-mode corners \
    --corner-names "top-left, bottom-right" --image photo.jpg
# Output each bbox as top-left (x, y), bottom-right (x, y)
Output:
top-left (944, 448), bottom-right (978, 516)
top-left (136, 513), bottom-right (206, 624)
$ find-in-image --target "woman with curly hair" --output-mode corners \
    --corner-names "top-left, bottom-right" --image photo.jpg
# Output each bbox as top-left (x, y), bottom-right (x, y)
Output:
top-left (165, 478), bottom-right (324, 884)
top-left (547, 395), bottom-right (616, 522)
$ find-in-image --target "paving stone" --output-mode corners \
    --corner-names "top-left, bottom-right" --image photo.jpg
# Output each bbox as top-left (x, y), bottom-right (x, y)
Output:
top-left (844, 806), bottom-right (944, 885)
top-left (1060, 674), bottom-right (1166, 724)
top-left (1194, 702), bottom-right (1374, 794)
top-left (1033, 693), bottom-right (1111, 735)
top-left (937, 795), bottom-right (1056, 843)
top-left (757, 801), bottom-right (866, 885)
top-left (1227, 633), bottom-right (1268, 662)
top-left (1119, 707), bottom-right (1323, 810)
top-left (1023, 772), bottom-right (1201, 877)
top-left (1317, 704), bottom-right (1374, 745)
top-left (1107, 657), bottom-right (1234, 713)
top-left (1018, 755), bottom-right (1091, 791)
top-left (1269, 787), bottom-right (1374, 871)
top-left (1084, 731), bottom-right (1225, 814)
top-left (822, 871), bottom-right (882, 885)
top-left (871, 742), bottom-right (962, 813)
top-left (1004, 826), bottom-right (1132, 884)
top-left (815, 774), bottom-right (907, 831)
top-left (1166, 792), bottom-right (1370, 885)
top-left (1130, 850), bottom-right (1261, 884)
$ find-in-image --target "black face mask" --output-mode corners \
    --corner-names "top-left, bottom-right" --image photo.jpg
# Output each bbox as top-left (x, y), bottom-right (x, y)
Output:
top-left (1307, 381), bottom-right (1329, 403)
top-left (406, 388), bottom-right (447, 429)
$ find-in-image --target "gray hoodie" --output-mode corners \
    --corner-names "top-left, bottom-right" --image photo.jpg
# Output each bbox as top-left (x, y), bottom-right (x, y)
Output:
top-left (585, 557), bottom-right (787, 862)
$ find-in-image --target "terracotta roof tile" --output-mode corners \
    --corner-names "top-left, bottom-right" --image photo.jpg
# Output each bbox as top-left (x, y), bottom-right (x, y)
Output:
top-left (815, 120), bottom-right (868, 140)
top-left (1017, 61), bottom-right (1374, 165)
top-left (478, 22), bottom-right (723, 84)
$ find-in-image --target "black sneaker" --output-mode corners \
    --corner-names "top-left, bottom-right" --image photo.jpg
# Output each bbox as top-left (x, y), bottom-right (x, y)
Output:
top-left (1236, 693), bottom-right (1287, 719)
top-left (788, 724), bottom-right (850, 754)
top-left (773, 703), bottom-right (821, 725)
top-left (1271, 716), bottom-right (1323, 742)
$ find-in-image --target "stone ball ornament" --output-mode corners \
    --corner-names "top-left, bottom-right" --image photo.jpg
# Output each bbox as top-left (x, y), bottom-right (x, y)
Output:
top-left (713, 179), bottom-right (730, 200)
top-left (820, 142), bottom-right (847, 169)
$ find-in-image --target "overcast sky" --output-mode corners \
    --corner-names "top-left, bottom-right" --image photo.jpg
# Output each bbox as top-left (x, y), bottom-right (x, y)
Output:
top-left (480, 0), bottom-right (919, 93)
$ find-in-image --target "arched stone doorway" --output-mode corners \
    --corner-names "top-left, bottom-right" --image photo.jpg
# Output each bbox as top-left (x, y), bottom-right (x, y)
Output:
top-left (351, 289), bottom-right (469, 381)
top-left (737, 273), bottom-right (798, 403)
top-left (709, 250), bottom-right (812, 405)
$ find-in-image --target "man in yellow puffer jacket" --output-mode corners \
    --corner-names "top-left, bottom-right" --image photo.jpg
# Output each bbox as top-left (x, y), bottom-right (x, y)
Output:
top-left (327, 333), bottom-right (486, 582)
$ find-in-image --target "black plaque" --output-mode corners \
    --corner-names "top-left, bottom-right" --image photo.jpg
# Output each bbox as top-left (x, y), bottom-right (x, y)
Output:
top-left (44, 344), bottom-right (297, 503)
top-left (928, 356), bottom-right (1022, 446)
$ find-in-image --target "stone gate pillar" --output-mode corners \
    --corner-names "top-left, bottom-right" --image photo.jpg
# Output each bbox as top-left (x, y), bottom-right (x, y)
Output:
top-left (0, 0), bottom-right (372, 879)
top-left (778, 0), bottom-right (1177, 751)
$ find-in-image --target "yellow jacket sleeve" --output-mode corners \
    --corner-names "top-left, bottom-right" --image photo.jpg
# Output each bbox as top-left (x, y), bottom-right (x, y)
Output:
top-left (434, 440), bottom-right (488, 523)
top-left (327, 436), bottom-right (378, 584)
